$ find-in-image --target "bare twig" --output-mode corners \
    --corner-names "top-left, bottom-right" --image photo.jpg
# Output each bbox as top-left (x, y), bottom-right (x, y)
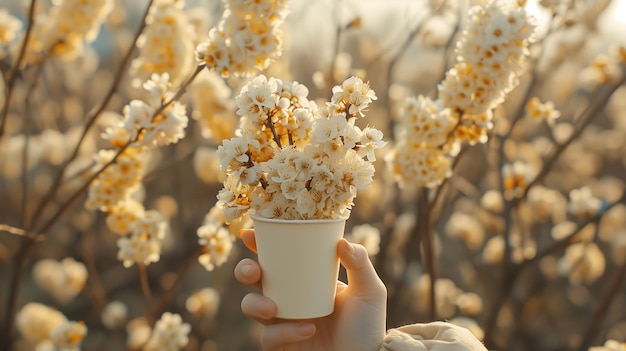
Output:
top-left (139, 264), bottom-right (153, 310)
top-left (81, 230), bottom-right (108, 313)
top-left (577, 261), bottom-right (626, 351)
top-left (0, 0), bottom-right (38, 138)
top-left (418, 188), bottom-right (437, 320)
top-left (148, 247), bottom-right (203, 323)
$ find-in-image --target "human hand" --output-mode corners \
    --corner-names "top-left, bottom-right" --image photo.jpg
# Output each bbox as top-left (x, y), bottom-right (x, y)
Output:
top-left (235, 229), bottom-right (387, 351)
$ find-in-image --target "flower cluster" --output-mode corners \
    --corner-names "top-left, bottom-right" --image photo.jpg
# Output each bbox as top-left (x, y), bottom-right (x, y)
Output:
top-left (117, 73), bottom-right (189, 148)
top-left (217, 75), bottom-right (384, 221)
top-left (388, 0), bottom-right (535, 189)
top-left (16, 303), bottom-right (87, 351)
top-left (196, 203), bottom-right (249, 271)
top-left (195, 0), bottom-right (290, 77)
top-left (131, 0), bottom-right (196, 87)
top-left (86, 73), bottom-right (190, 268)
top-left (25, 0), bottom-right (114, 62)
top-left (386, 96), bottom-right (454, 188)
top-left (441, 0), bottom-right (535, 115)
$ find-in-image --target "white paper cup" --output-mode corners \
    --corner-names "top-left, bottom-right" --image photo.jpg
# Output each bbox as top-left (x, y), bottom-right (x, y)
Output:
top-left (251, 216), bottom-right (347, 319)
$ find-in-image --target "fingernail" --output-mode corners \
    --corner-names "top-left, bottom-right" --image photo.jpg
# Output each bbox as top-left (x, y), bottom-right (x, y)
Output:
top-left (297, 323), bottom-right (315, 336)
top-left (256, 300), bottom-right (272, 318)
top-left (242, 264), bottom-right (254, 279)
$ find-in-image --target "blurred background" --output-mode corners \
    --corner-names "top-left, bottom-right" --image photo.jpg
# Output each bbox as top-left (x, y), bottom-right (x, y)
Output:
top-left (1, 0), bottom-right (626, 350)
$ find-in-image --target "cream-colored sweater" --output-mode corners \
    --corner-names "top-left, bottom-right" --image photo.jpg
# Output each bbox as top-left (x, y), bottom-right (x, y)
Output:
top-left (380, 322), bottom-right (488, 351)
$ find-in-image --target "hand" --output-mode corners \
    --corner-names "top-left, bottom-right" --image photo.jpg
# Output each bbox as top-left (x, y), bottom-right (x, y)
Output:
top-left (235, 229), bottom-right (387, 351)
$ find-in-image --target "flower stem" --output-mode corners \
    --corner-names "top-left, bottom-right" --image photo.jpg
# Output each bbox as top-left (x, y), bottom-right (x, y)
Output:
top-left (266, 113), bottom-right (282, 148)
top-left (139, 264), bottom-right (152, 310)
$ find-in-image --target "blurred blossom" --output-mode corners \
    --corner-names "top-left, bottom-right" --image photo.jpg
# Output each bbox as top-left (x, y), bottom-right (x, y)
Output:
top-left (524, 97), bottom-right (561, 126)
top-left (16, 303), bottom-right (86, 350)
top-left (144, 312), bottom-right (191, 351)
top-left (0, 8), bottom-right (21, 58)
top-left (101, 301), bottom-right (128, 330)
top-left (32, 258), bottom-right (88, 304)
top-left (455, 292), bottom-right (483, 316)
top-left (578, 53), bottom-right (624, 91)
top-left (131, 0), bottom-right (196, 87)
top-left (411, 275), bottom-right (462, 319)
top-left (599, 204), bottom-right (626, 241)
top-left (345, 224), bottom-right (381, 257)
top-left (483, 236), bottom-right (504, 264)
top-left (16, 303), bottom-right (67, 345)
top-left (568, 186), bottom-right (602, 218)
top-left (445, 212), bottom-right (485, 250)
top-left (551, 221), bottom-right (577, 241)
top-left (611, 230), bottom-right (626, 265)
top-left (588, 340), bottom-right (626, 351)
top-left (192, 148), bottom-right (220, 186)
top-left (190, 70), bottom-right (236, 141)
top-left (502, 161), bottom-right (534, 200)
top-left (49, 320), bottom-right (87, 351)
top-left (527, 185), bottom-right (568, 223)
top-left (186, 288), bottom-right (221, 318)
top-left (558, 242), bottom-right (606, 285)
top-left (24, 0), bottom-right (114, 62)
top-left (126, 317), bottom-right (152, 350)
top-left (480, 190), bottom-right (504, 213)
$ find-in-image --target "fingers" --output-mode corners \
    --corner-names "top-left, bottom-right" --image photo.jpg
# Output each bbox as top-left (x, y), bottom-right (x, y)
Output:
top-left (260, 322), bottom-right (316, 350)
top-left (241, 293), bottom-right (316, 350)
top-left (234, 258), bottom-right (262, 289)
top-left (241, 292), bottom-right (276, 322)
top-left (239, 229), bottom-right (257, 253)
top-left (338, 239), bottom-right (387, 299)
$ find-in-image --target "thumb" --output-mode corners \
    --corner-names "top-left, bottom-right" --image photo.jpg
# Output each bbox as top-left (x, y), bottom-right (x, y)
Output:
top-left (338, 239), bottom-right (386, 298)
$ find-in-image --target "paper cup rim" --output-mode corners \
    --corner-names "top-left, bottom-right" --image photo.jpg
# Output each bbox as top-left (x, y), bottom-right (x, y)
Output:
top-left (250, 215), bottom-right (348, 224)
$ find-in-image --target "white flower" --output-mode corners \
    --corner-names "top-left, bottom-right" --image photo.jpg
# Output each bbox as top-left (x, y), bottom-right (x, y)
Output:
top-left (144, 313), bottom-right (191, 351)
top-left (331, 76), bottom-right (377, 117)
top-left (117, 210), bottom-right (167, 268)
top-left (217, 76), bottom-right (384, 220)
top-left (197, 223), bottom-right (234, 271)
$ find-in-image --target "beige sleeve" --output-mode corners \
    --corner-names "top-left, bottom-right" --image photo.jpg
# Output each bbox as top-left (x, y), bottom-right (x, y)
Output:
top-left (379, 321), bottom-right (488, 351)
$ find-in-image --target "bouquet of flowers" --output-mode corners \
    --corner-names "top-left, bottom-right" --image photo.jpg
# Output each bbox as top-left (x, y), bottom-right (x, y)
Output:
top-left (217, 75), bottom-right (386, 222)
